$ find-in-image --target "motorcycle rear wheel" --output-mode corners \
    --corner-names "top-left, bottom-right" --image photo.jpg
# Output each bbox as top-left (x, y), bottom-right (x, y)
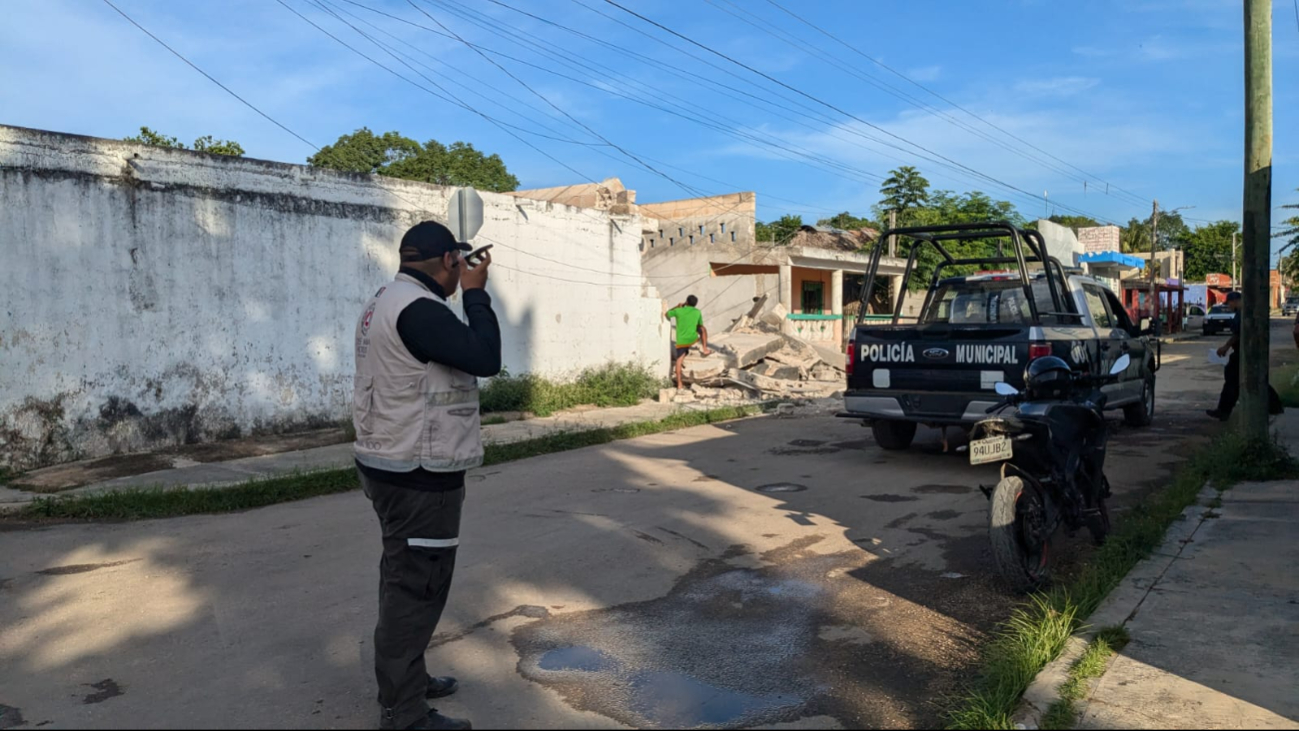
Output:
top-left (989, 476), bottom-right (1052, 594)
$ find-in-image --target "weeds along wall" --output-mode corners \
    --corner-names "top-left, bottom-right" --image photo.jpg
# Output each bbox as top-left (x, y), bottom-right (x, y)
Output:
top-left (0, 125), bottom-right (668, 470)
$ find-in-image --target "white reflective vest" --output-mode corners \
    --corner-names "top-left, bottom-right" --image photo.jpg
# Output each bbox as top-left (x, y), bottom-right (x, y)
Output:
top-left (352, 274), bottom-right (483, 472)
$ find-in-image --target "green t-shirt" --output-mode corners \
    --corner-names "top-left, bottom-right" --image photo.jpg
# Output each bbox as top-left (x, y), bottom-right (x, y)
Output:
top-left (666, 306), bottom-right (704, 347)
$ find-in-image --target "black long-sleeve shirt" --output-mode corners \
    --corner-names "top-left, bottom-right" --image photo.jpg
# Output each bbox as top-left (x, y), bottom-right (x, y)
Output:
top-left (356, 267), bottom-right (502, 491)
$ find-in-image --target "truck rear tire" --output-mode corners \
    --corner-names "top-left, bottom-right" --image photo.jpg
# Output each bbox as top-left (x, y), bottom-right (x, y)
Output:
top-left (871, 420), bottom-right (917, 450)
top-left (1124, 375), bottom-right (1155, 427)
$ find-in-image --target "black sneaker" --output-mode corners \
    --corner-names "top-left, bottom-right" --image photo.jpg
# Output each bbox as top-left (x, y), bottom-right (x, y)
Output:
top-left (404, 709), bottom-right (472, 731)
top-left (426, 676), bottom-right (459, 699)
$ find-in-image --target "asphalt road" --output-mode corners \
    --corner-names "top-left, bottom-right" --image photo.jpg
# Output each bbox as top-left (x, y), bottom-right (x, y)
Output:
top-left (0, 331), bottom-right (1269, 730)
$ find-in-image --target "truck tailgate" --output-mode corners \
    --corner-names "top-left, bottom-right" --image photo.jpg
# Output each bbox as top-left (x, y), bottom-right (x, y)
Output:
top-left (850, 325), bottom-right (1030, 394)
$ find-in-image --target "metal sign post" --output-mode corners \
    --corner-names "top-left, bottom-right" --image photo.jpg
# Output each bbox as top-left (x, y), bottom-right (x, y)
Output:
top-left (447, 187), bottom-right (484, 244)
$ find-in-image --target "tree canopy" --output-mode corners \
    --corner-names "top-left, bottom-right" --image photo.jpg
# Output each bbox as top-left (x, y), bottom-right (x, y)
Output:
top-left (1177, 220), bottom-right (1239, 281)
top-left (876, 166), bottom-right (931, 224)
top-left (124, 127), bottom-right (244, 157)
top-left (756, 214), bottom-right (803, 243)
top-left (308, 128), bottom-right (519, 192)
top-left (816, 211), bottom-right (876, 231)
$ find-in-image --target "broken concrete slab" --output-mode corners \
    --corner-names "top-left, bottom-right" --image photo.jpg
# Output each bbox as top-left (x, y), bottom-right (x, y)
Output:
top-left (749, 361), bottom-right (802, 381)
top-left (759, 303), bottom-right (788, 329)
top-left (658, 388), bottom-right (678, 404)
top-left (727, 295), bottom-right (769, 333)
top-left (680, 355), bottom-right (728, 382)
top-left (709, 333), bottom-right (785, 370)
top-left (729, 368), bottom-right (795, 395)
top-left (811, 364), bottom-right (844, 381)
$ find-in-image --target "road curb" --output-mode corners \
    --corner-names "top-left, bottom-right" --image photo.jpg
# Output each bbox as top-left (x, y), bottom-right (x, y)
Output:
top-left (1010, 481), bottom-right (1219, 729)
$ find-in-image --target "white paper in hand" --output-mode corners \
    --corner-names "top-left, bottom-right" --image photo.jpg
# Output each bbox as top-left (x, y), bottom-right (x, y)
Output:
top-left (1208, 348), bottom-right (1231, 366)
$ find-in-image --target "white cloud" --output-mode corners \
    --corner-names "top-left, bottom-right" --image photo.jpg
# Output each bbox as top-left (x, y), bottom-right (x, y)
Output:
top-left (1013, 77), bottom-right (1101, 97)
top-left (906, 65), bottom-right (943, 83)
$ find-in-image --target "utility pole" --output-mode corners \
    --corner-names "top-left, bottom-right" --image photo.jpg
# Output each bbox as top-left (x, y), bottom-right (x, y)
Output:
top-left (1232, 232), bottom-right (1239, 284)
top-left (1149, 200), bottom-right (1160, 329)
top-left (1241, 0), bottom-right (1272, 440)
top-left (888, 209), bottom-right (897, 258)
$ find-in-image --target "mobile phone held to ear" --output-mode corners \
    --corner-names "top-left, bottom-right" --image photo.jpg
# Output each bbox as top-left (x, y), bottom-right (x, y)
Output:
top-left (465, 244), bottom-right (493, 266)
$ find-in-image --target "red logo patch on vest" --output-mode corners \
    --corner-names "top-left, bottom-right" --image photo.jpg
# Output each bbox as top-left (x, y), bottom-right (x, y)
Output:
top-left (361, 305), bottom-right (377, 335)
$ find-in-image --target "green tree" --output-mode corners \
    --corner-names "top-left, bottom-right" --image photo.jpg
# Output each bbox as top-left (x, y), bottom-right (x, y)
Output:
top-left (900, 190), bottom-right (1026, 289)
top-left (192, 135), bottom-right (245, 157)
top-left (1276, 189), bottom-right (1299, 282)
top-left (816, 211), bottom-right (875, 230)
top-left (756, 214), bottom-right (804, 243)
top-left (1178, 220), bottom-right (1239, 281)
top-left (123, 127), bottom-right (244, 156)
top-left (1120, 211), bottom-right (1187, 254)
top-left (876, 165), bottom-right (931, 224)
top-left (308, 128), bottom-right (519, 192)
top-left (1047, 214), bottom-right (1101, 231)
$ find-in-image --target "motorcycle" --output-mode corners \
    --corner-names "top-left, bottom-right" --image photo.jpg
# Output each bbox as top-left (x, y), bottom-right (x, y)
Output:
top-left (961, 353), bottom-right (1131, 593)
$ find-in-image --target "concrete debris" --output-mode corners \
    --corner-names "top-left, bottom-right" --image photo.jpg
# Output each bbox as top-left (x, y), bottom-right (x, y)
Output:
top-left (749, 361), bottom-right (801, 381)
top-left (709, 332), bottom-right (785, 370)
top-left (675, 319), bottom-right (846, 402)
top-left (759, 303), bottom-right (788, 329)
top-left (726, 295), bottom-right (769, 333)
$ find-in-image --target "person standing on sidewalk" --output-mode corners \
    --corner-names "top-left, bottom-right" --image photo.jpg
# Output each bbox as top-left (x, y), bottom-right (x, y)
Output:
top-left (664, 295), bottom-right (712, 390)
top-left (1207, 290), bottom-right (1282, 420)
top-left (352, 221), bottom-right (501, 731)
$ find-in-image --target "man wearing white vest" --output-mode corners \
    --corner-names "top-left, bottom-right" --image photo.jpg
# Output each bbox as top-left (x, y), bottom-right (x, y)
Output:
top-left (353, 221), bottom-right (500, 731)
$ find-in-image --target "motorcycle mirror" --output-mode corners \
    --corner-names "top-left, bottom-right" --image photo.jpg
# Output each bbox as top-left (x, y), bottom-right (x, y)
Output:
top-left (1111, 354), bottom-right (1131, 375)
top-left (994, 382), bottom-right (1019, 396)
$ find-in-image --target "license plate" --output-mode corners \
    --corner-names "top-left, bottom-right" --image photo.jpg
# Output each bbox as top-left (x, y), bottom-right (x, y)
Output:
top-left (970, 436), bottom-right (1013, 465)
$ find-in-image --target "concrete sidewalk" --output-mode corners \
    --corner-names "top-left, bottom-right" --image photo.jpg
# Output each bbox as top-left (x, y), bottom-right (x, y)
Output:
top-left (1061, 416), bottom-right (1299, 730)
top-left (0, 399), bottom-right (774, 508)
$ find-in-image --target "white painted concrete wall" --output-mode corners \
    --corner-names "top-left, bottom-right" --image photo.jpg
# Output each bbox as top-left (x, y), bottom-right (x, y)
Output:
top-left (641, 243), bottom-right (779, 338)
top-left (0, 126), bottom-right (667, 469)
top-left (1036, 219), bottom-right (1084, 268)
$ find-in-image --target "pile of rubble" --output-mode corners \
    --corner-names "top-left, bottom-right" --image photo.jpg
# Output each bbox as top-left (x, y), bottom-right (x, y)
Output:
top-left (660, 296), bottom-right (847, 404)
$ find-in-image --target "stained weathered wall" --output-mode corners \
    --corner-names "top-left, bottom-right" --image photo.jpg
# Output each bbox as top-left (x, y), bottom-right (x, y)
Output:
top-left (0, 125), bottom-right (668, 470)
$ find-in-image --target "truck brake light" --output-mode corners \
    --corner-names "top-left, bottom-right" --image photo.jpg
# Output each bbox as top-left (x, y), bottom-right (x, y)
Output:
top-left (846, 340), bottom-right (855, 376)
top-left (1029, 342), bottom-right (1051, 360)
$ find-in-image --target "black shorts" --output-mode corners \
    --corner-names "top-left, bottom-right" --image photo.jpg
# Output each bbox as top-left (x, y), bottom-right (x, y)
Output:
top-left (674, 345), bottom-right (693, 360)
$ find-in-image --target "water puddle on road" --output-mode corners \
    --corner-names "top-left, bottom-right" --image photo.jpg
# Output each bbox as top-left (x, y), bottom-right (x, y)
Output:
top-left (627, 670), bottom-right (798, 728)
top-left (538, 646), bottom-right (616, 672)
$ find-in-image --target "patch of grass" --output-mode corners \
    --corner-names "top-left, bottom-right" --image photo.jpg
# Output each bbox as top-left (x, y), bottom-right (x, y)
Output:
top-left (0, 466), bottom-right (22, 486)
top-left (1273, 364), bottom-right (1299, 408)
top-left (1039, 627), bottom-right (1129, 730)
top-left (481, 415), bottom-right (508, 426)
top-left (944, 432), bottom-right (1298, 730)
top-left (478, 363), bottom-right (664, 416)
top-left (6, 405), bottom-right (764, 522)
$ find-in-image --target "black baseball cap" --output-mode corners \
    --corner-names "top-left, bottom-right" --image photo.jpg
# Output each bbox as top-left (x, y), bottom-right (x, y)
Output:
top-left (399, 221), bottom-right (471, 262)
top-left (1226, 291), bottom-right (1242, 301)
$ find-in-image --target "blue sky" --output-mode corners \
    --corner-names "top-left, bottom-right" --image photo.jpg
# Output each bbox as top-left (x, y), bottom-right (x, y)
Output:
top-left (4, 0), bottom-right (1298, 245)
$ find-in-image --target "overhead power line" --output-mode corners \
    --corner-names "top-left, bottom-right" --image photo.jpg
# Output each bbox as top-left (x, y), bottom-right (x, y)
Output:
top-left (597, 0), bottom-right (1120, 225)
top-left (99, 0), bottom-right (318, 151)
top-left (762, 0), bottom-right (1153, 208)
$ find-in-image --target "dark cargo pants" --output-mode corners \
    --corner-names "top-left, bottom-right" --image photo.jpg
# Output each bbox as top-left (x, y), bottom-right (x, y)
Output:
top-left (361, 472), bottom-right (465, 730)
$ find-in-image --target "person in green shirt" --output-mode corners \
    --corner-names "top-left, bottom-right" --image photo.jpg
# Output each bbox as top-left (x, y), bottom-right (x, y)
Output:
top-left (665, 295), bottom-right (712, 389)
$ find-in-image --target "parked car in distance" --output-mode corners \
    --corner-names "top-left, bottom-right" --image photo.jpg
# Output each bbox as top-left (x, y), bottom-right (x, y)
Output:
top-left (1283, 296), bottom-right (1299, 317)
top-left (1202, 304), bottom-right (1235, 336)
top-left (1185, 304), bottom-right (1206, 332)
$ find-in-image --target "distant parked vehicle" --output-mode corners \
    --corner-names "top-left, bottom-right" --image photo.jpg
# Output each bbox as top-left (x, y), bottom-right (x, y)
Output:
top-left (1184, 305), bottom-right (1206, 332)
top-left (1202, 305), bottom-right (1234, 336)
top-left (1283, 296), bottom-right (1299, 317)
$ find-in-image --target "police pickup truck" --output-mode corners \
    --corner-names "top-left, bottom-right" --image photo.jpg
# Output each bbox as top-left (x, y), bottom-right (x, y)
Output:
top-left (840, 222), bottom-right (1160, 450)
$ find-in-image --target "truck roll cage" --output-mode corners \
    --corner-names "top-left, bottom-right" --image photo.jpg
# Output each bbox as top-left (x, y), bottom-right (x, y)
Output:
top-left (858, 221), bottom-right (1082, 327)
